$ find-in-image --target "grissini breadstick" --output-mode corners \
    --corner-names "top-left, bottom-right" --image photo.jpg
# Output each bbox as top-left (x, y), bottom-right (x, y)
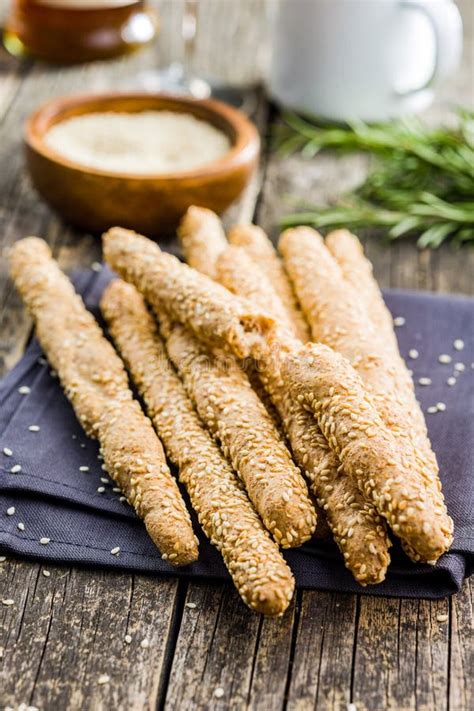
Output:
top-left (228, 223), bottom-right (310, 342)
top-left (178, 206), bottom-right (227, 279)
top-left (325, 228), bottom-right (432, 457)
top-left (214, 246), bottom-right (390, 582)
top-left (325, 229), bottom-right (397, 351)
top-left (103, 227), bottom-right (274, 360)
top-left (279, 227), bottom-right (453, 559)
top-left (217, 245), bottom-right (297, 339)
top-left (101, 279), bottom-right (295, 616)
top-left (282, 342), bottom-right (453, 563)
top-left (10, 237), bottom-right (198, 566)
top-left (161, 320), bottom-right (317, 548)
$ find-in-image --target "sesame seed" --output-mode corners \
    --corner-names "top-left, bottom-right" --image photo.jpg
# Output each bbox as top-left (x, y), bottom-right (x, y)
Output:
top-left (28, 425), bottom-right (40, 432)
top-left (39, 537), bottom-right (51, 545)
top-left (185, 602), bottom-right (197, 609)
top-left (10, 465), bottom-right (22, 474)
top-left (447, 377), bottom-right (456, 386)
top-left (80, 443), bottom-right (86, 448)
top-left (214, 688), bottom-right (225, 699)
top-left (393, 316), bottom-right (405, 327)
top-left (140, 638), bottom-right (150, 649)
top-left (418, 377), bottom-right (432, 386)
top-left (408, 349), bottom-right (419, 359)
top-left (112, 487), bottom-right (120, 492)
top-left (436, 613), bottom-right (448, 622)
top-left (72, 434), bottom-right (77, 440)
top-left (111, 547), bottom-right (120, 555)
top-left (0, 556), bottom-right (6, 562)
top-left (17, 522), bottom-right (25, 531)
top-left (98, 674), bottom-right (110, 685)
top-left (427, 406), bottom-right (438, 414)
top-left (101, 464), bottom-right (107, 470)
top-left (119, 496), bottom-right (127, 503)
top-left (42, 570), bottom-right (51, 577)
top-left (436, 402), bottom-right (446, 412)
top-left (50, 370), bottom-right (57, 378)
top-left (124, 634), bottom-right (132, 644)
top-left (79, 466), bottom-right (89, 472)
top-left (438, 354), bottom-right (452, 364)
top-left (18, 386), bottom-right (31, 395)
top-left (6, 507), bottom-right (15, 516)
top-left (453, 339), bottom-right (464, 351)
top-left (91, 261), bottom-right (102, 272)
top-left (454, 362), bottom-right (465, 372)
top-left (100, 477), bottom-right (109, 484)
top-left (1, 599), bottom-right (14, 606)
top-left (38, 356), bottom-right (47, 365)
top-left (97, 486), bottom-right (105, 493)
top-left (3, 448), bottom-right (13, 457)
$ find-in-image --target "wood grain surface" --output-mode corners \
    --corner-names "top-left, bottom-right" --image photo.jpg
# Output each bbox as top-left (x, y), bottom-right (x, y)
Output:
top-left (0, 1), bottom-right (473, 709)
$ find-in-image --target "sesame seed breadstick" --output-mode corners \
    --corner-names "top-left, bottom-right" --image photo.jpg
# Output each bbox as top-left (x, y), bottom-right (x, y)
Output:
top-left (10, 237), bottom-right (198, 566)
top-left (101, 279), bottom-right (295, 615)
top-left (161, 321), bottom-right (317, 548)
top-left (212, 246), bottom-right (390, 582)
top-left (228, 223), bottom-right (310, 342)
top-left (279, 227), bottom-right (452, 560)
top-left (178, 206), bottom-right (227, 279)
top-left (103, 227), bottom-right (273, 360)
top-left (325, 229), bottom-right (432, 457)
top-left (325, 230), bottom-right (397, 351)
top-left (282, 342), bottom-right (453, 563)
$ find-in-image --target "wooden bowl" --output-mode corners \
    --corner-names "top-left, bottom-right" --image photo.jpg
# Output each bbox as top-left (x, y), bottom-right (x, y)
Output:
top-left (25, 92), bottom-right (260, 236)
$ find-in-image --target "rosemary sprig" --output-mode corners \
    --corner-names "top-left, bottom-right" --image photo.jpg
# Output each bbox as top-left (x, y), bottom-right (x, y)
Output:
top-left (275, 109), bottom-right (474, 247)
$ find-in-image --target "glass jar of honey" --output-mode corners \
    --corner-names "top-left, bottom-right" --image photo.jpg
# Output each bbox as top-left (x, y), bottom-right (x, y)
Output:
top-left (3, 1), bottom-right (157, 64)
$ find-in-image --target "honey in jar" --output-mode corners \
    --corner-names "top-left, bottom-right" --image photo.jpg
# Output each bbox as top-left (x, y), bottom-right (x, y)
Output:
top-left (3, 0), bottom-right (157, 63)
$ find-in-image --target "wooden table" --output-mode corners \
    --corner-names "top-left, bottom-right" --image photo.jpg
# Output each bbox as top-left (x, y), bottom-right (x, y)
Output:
top-left (0, 2), bottom-right (472, 709)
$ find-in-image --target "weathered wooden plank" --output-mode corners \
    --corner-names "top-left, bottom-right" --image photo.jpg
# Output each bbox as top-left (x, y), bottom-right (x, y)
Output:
top-left (449, 579), bottom-right (473, 711)
top-left (285, 591), bottom-right (356, 711)
top-left (0, 558), bottom-right (180, 710)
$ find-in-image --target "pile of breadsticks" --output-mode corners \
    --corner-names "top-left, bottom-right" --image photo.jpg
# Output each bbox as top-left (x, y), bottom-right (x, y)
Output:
top-left (10, 206), bottom-right (453, 617)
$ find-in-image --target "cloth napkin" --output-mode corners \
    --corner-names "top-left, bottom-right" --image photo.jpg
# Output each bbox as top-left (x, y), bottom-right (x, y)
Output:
top-left (0, 265), bottom-right (472, 598)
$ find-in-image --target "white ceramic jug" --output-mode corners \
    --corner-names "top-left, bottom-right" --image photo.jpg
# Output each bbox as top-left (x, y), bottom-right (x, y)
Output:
top-left (268, 0), bottom-right (463, 122)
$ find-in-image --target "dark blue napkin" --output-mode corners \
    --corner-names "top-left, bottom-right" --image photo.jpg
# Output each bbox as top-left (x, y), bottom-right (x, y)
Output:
top-left (1, 265), bottom-right (472, 598)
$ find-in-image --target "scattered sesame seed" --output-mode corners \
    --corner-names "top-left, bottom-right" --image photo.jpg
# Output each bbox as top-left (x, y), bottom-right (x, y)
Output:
top-left (393, 316), bottom-right (405, 327)
top-left (1, 599), bottom-right (14, 606)
top-left (98, 674), bottom-right (110, 685)
top-left (72, 434), bottom-right (77, 440)
top-left (10, 465), bottom-right (22, 474)
top-left (119, 496), bottom-right (127, 503)
top-left (112, 487), bottom-right (120, 492)
top-left (454, 362), bottom-right (465, 372)
top-left (3, 448), bottom-right (13, 457)
top-left (453, 339), bottom-right (464, 351)
top-left (79, 466), bottom-right (90, 472)
top-left (39, 537), bottom-right (51, 545)
top-left (185, 602), bottom-right (197, 609)
top-left (408, 349), bottom-right (419, 359)
top-left (101, 464), bottom-right (107, 470)
top-left (0, 556), bottom-right (6, 562)
top-left (80, 443), bottom-right (86, 448)
top-left (111, 547), bottom-right (120, 555)
top-left (124, 634), bottom-right (132, 644)
top-left (91, 261), bottom-right (102, 272)
top-left (427, 406), bottom-right (438, 414)
top-left (6, 507), bottom-right (15, 516)
top-left (436, 402), bottom-right (446, 412)
top-left (18, 386), bottom-right (31, 395)
top-left (38, 356), bottom-right (47, 366)
top-left (438, 354), bottom-right (452, 364)
top-left (418, 377), bottom-right (432, 386)
top-left (140, 638), bottom-right (150, 649)
top-left (214, 688), bottom-right (225, 699)
top-left (447, 377), bottom-right (456, 386)
top-left (97, 486), bottom-right (105, 493)
top-left (42, 570), bottom-right (51, 577)
top-left (17, 522), bottom-right (25, 531)
top-left (28, 425), bottom-right (40, 432)
top-left (50, 370), bottom-right (57, 378)
top-left (436, 613), bottom-right (448, 622)
top-left (100, 477), bottom-right (109, 484)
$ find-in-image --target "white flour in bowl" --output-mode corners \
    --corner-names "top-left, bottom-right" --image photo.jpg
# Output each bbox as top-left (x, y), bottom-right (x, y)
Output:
top-left (43, 111), bottom-right (232, 174)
